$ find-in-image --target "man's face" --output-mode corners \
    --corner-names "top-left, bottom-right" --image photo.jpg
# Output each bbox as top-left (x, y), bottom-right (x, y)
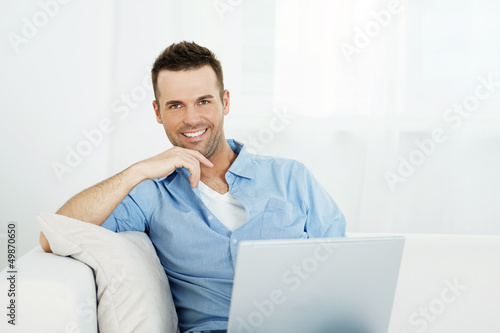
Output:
top-left (153, 65), bottom-right (229, 159)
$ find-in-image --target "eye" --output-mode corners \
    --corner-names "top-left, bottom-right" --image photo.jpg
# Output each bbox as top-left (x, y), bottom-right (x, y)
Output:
top-left (169, 104), bottom-right (181, 109)
top-left (199, 100), bottom-right (209, 105)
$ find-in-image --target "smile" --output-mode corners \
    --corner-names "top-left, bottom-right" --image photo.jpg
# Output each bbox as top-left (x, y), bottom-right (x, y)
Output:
top-left (182, 129), bottom-right (207, 138)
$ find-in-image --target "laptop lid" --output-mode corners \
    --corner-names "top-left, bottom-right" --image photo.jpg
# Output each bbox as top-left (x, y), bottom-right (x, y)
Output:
top-left (227, 236), bottom-right (405, 333)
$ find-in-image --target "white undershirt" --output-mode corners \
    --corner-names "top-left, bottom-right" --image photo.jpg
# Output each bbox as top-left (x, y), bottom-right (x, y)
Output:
top-left (198, 181), bottom-right (247, 232)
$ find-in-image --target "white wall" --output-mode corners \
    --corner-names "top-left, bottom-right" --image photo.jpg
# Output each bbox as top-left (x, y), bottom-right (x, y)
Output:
top-left (1, 0), bottom-right (499, 268)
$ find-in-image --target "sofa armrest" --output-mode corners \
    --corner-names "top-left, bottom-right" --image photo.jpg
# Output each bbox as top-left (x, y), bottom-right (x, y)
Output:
top-left (0, 246), bottom-right (97, 333)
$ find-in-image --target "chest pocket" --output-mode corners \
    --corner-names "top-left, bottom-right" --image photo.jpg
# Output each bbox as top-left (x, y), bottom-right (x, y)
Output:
top-left (260, 198), bottom-right (308, 239)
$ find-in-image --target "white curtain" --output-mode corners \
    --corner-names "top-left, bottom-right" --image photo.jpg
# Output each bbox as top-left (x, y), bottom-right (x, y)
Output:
top-left (271, 0), bottom-right (500, 234)
top-left (1, 0), bottom-right (499, 266)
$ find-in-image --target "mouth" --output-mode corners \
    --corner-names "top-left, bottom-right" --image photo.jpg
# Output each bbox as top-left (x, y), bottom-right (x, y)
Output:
top-left (181, 128), bottom-right (207, 139)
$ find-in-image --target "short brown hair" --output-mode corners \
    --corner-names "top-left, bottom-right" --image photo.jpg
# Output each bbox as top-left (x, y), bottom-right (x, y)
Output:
top-left (151, 41), bottom-right (224, 101)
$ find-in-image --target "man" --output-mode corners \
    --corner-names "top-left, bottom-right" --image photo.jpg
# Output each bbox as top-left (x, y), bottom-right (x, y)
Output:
top-left (40, 41), bottom-right (346, 333)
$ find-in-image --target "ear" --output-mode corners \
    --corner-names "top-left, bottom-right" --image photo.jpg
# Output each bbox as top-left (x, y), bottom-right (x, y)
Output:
top-left (153, 100), bottom-right (163, 124)
top-left (222, 90), bottom-right (230, 116)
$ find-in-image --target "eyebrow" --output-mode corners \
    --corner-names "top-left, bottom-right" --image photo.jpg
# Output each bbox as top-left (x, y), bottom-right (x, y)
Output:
top-left (196, 94), bottom-right (216, 101)
top-left (164, 94), bottom-right (216, 107)
top-left (164, 100), bottom-right (182, 107)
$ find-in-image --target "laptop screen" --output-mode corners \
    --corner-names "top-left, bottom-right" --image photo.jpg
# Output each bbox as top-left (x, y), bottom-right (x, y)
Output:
top-left (227, 236), bottom-right (405, 333)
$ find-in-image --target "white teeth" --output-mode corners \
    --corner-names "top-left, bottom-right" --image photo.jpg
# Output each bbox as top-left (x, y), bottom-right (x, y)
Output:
top-left (183, 129), bottom-right (206, 137)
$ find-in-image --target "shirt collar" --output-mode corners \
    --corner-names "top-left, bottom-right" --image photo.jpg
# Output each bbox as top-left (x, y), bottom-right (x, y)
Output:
top-left (226, 139), bottom-right (255, 180)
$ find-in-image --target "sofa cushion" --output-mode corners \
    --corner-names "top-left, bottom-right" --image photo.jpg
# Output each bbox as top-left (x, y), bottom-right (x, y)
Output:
top-left (37, 212), bottom-right (179, 333)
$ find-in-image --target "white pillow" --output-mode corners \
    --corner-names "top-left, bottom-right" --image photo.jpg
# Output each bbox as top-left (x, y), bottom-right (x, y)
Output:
top-left (37, 212), bottom-right (179, 333)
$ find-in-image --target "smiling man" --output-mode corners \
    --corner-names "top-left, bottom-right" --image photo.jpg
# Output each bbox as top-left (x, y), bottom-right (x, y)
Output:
top-left (39, 41), bottom-right (346, 333)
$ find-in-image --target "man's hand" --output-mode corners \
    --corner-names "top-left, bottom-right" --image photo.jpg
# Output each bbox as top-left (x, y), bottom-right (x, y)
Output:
top-left (135, 147), bottom-right (213, 188)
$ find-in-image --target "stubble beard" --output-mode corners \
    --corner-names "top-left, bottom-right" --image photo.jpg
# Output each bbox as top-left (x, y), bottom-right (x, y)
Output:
top-left (170, 119), bottom-right (225, 160)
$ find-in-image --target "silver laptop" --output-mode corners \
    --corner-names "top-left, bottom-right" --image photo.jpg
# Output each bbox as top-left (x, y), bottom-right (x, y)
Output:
top-left (227, 236), bottom-right (405, 333)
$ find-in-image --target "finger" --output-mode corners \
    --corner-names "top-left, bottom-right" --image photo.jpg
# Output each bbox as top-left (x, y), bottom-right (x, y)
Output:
top-left (180, 155), bottom-right (202, 188)
top-left (183, 149), bottom-right (214, 168)
top-left (189, 165), bottom-right (201, 188)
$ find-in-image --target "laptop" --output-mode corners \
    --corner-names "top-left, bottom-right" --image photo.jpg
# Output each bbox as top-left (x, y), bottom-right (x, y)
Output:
top-left (227, 236), bottom-right (405, 333)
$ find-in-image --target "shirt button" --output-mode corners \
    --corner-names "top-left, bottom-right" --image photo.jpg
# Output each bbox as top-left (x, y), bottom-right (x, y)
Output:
top-left (232, 239), bottom-right (238, 244)
top-left (207, 215), bottom-right (213, 221)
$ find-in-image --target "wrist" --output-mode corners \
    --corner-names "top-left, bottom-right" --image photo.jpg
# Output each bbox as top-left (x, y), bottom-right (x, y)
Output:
top-left (126, 162), bottom-right (149, 184)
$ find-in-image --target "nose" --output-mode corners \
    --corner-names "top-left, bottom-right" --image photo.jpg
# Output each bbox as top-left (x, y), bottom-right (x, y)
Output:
top-left (183, 105), bottom-right (202, 126)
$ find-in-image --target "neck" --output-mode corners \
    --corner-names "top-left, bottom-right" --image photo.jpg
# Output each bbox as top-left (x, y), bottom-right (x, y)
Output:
top-left (200, 140), bottom-right (237, 183)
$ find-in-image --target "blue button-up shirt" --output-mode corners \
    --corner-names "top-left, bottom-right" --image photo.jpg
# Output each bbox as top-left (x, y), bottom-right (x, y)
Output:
top-left (102, 139), bottom-right (346, 332)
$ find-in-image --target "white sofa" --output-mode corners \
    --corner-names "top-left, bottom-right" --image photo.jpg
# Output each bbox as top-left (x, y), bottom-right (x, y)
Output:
top-left (2, 233), bottom-right (500, 333)
top-left (1, 246), bottom-right (98, 333)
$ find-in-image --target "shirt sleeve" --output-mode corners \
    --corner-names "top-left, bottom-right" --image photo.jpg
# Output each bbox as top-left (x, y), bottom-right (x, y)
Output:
top-left (101, 179), bottom-right (157, 233)
top-left (301, 164), bottom-right (347, 238)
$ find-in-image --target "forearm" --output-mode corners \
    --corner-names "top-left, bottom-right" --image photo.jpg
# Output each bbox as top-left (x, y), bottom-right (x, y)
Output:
top-left (39, 163), bottom-right (146, 253)
top-left (39, 146), bottom-right (213, 253)
top-left (56, 163), bottom-right (146, 224)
